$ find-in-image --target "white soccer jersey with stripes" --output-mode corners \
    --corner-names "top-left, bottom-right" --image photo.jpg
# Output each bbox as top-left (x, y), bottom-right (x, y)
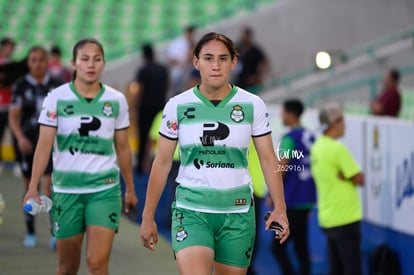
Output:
top-left (38, 82), bottom-right (129, 194)
top-left (160, 85), bottom-right (271, 213)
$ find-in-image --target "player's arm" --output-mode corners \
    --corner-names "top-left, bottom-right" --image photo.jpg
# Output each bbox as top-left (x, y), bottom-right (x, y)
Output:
top-left (140, 135), bottom-right (177, 250)
top-left (8, 105), bottom-right (33, 154)
top-left (114, 128), bottom-right (138, 212)
top-left (371, 101), bottom-right (383, 115)
top-left (350, 173), bottom-right (365, 186)
top-left (337, 144), bottom-right (365, 187)
top-left (23, 125), bottom-right (56, 204)
top-left (253, 134), bottom-right (289, 243)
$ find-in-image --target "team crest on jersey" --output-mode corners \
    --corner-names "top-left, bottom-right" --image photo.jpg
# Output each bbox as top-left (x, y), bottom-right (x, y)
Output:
top-left (102, 102), bottom-right (113, 117)
top-left (176, 227), bottom-right (188, 242)
top-left (24, 89), bottom-right (33, 100)
top-left (230, 105), bottom-right (244, 123)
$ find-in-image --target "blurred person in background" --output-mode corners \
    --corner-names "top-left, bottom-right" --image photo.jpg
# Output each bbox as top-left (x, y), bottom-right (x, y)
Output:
top-left (48, 45), bottom-right (72, 83)
top-left (270, 99), bottom-right (316, 275)
top-left (371, 68), bottom-right (401, 117)
top-left (0, 37), bottom-right (15, 64)
top-left (235, 27), bottom-right (268, 90)
top-left (133, 43), bottom-right (169, 175)
top-left (0, 37), bottom-right (16, 173)
top-left (311, 103), bottom-right (364, 275)
top-left (8, 46), bottom-right (61, 248)
top-left (167, 25), bottom-right (196, 94)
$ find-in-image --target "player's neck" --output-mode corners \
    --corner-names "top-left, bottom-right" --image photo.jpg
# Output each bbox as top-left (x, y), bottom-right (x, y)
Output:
top-left (73, 79), bottom-right (101, 98)
top-left (198, 83), bottom-right (232, 100)
top-left (31, 74), bottom-right (46, 85)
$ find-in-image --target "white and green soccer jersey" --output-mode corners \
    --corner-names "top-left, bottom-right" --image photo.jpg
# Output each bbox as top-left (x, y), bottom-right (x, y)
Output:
top-left (38, 82), bottom-right (129, 194)
top-left (160, 86), bottom-right (271, 213)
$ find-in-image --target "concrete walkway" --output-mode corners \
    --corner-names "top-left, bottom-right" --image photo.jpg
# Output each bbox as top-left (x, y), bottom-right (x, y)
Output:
top-left (0, 167), bottom-right (178, 275)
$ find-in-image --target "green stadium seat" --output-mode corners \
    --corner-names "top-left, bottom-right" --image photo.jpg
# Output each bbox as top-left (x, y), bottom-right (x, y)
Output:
top-left (0, 0), bottom-right (275, 62)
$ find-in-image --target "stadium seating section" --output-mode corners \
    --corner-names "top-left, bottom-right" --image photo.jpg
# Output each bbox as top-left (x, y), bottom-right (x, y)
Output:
top-left (0, 0), bottom-right (273, 61)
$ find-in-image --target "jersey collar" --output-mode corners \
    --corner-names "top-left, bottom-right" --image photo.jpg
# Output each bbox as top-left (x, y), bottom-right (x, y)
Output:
top-left (69, 82), bottom-right (105, 104)
top-left (26, 73), bottom-right (51, 86)
top-left (193, 85), bottom-right (238, 108)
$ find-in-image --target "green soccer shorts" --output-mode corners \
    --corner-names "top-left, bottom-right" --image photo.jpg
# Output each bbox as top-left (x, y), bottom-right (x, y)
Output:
top-left (171, 202), bottom-right (256, 268)
top-left (51, 185), bottom-right (122, 239)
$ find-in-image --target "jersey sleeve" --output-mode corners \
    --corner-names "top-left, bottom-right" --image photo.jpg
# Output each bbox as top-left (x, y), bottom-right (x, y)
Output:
top-left (252, 97), bottom-right (271, 137)
top-left (159, 98), bottom-right (178, 140)
top-left (115, 93), bottom-right (130, 130)
top-left (38, 92), bottom-right (58, 127)
top-left (337, 143), bottom-right (361, 179)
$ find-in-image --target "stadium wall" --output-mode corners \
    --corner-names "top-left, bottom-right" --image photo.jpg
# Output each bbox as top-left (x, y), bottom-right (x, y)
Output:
top-left (267, 104), bottom-right (414, 274)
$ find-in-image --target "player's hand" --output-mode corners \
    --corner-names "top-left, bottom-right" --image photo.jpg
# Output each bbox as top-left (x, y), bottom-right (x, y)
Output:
top-left (140, 218), bottom-right (158, 251)
top-left (18, 137), bottom-right (33, 154)
top-left (265, 210), bottom-right (290, 244)
top-left (337, 171), bottom-right (345, 181)
top-left (22, 186), bottom-right (41, 206)
top-left (123, 190), bottom-right (138, 213)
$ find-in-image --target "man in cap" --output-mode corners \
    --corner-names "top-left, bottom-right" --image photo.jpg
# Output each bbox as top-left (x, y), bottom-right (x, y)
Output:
top-left (310, 103), bottom-right (364, 275)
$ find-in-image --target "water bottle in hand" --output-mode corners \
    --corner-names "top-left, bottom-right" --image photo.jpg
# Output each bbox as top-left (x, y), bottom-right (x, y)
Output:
top-left (24, 195), bottom-right (53, 215)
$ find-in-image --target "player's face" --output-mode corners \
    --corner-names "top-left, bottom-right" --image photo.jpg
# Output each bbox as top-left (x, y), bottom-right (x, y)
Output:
top-left (193, 40), bottom-right (237, 90)
top-left (28, 49), bottom-right (48, 79)
top-left (72, 43), bottom-right (105, 84)
top-left (2, 43), bottom-right (15, 58)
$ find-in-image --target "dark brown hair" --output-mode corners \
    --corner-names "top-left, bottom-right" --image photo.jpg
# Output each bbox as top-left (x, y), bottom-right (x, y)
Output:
top-left (28, 46), bottom-right (47, 57)
top-left (71, 38), bottom-right (104, 80)
top-left (193, 32), bottom-right (238, 60)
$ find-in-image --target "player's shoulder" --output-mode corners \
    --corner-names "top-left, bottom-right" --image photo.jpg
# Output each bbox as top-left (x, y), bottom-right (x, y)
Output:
top-left (101, 84), bottom-right (127, 101)
top-left (102, 84), bottom-right (122, 95)
top-left (234, 86), bottom-right (265, 104)
top-left (13, 76), bottom-right (31, 91)
top-left (48, 82), bottom-right (71, 96)
top-left (168, 87), bottom-right (196, 104)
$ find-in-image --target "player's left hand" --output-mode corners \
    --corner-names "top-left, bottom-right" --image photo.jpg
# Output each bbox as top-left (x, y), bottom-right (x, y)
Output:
top-left (265, 210), bottom-right (290, 244)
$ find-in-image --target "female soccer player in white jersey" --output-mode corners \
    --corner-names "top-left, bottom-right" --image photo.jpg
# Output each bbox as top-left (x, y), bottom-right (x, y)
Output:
top-left (140, 32), bottom-right (289, 275)
top-left (23, 38), bottom-right (138, 275)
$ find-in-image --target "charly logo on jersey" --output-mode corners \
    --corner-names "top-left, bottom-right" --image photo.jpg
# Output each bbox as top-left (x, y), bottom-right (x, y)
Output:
top-left (102, 102), bottom-right (113, 117)
top-left (230, 105), bottom-right (244, 123)
top-left (199, 122), bottom-right (229, 146)
top-left (184, 107), bottom-right (196, 119)
top-left (63, 104), bottom-right (74, 115)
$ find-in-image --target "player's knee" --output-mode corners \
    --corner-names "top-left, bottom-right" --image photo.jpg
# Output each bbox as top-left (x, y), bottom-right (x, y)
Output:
top-left (86, 255), bottom-right (108, 274)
